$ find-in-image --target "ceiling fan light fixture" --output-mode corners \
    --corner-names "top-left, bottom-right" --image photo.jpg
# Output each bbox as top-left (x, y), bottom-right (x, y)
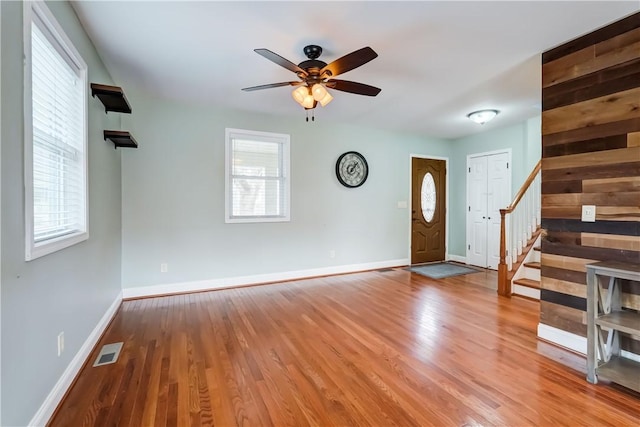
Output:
top-left (318, 91), bottom-right (333, 107)
top-left (467, 109), bottom-right (499, 124)
top-left (292, 86), bottom-right (308, 104)
top-left (301, 93), bottom-right (315, 109)
top-left (311, 83), bottom-right (327, 101)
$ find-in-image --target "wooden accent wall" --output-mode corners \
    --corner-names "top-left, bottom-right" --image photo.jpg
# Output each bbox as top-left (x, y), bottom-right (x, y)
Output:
top-left (540, 12), bottom-right (640, 349)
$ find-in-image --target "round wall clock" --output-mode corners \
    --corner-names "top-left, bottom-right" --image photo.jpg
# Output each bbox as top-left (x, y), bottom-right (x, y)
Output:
top-left (336, 151), bottom-right (368, 188)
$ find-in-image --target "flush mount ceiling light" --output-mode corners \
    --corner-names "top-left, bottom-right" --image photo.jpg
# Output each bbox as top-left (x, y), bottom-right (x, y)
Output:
top-left (467, 109), bottom-right (500, 125)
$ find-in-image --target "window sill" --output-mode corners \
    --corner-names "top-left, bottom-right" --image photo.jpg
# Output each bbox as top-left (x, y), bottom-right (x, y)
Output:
top-left (26, 230), bottom-right (89, 261)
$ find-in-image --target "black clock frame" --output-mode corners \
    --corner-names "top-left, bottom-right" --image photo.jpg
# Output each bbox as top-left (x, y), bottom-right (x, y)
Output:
top-left (335, 151), bottom-right (369, 188)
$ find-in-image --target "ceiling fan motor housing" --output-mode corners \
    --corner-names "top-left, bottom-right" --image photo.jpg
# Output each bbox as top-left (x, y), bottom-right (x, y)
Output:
top-left (303, 44), bottom-right (323, 59)
top-left (299, 45), bottom-right (329, 79)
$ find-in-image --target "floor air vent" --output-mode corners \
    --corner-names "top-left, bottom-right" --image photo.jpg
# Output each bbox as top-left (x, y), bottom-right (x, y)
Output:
top-left (93, 342), bottom-right (123, 367)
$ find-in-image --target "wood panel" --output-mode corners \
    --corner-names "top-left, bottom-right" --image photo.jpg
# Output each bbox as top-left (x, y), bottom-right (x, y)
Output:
top-left (582, 232), bottom-right (640, 251)
top-left (542, 88), bottom-right (640, 135)
top-left (540, 301), bottom-right (586, 337)
top-left (542, 192), bottom-right (640, 206)
top-left (542, 147), bottom-right (640, 171)
top-left (582, 176), bottom-right (640, 193)
top-left (541, 12), bottom-right (640, 354)
top-left (542, 27), bottom-right (640, 87)
top-left (542, 218), bottom-right (640, 236)
top-left (48, 270), bottom-right (640, 427)
top-left (542, 253), bottom-right (597, 272)
top-left (542, 161), bottom-right (640, 183)
top-left (541, 206), bottom-right (640, 221)
top-left (542, 134), bottom-right (628, 158)
top-left (540, 180), bottom-right (582, 195)
top-left (541, 276), bottom-right (586, 298)
top-left (543, 117), bottom-right (640, 146)
top-left (541, 275), bottom-right (640, 310)
top-left (543, 13), bottom-right (640, 63)
top-left (542, 58), bottom-right (640, 111)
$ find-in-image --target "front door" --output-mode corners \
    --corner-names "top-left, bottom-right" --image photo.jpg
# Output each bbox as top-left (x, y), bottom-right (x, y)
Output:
top-left (411, 158), bottom-right (446, 264)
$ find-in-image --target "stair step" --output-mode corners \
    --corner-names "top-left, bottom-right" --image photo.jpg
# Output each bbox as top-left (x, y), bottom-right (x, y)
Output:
top-left (524, 261), bottom-right (541, 270)
top-left (533, 246), bottom-right (541, 252)
top-left (513, 278), bottom-right (540, 289)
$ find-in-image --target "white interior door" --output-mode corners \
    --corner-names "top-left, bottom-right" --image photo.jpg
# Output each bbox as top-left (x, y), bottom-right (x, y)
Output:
top-left (467, 156), bottom-right (488, 267)
top-left (467, 151), bottom-right (511, 269)
top-left (487, 153), bottom-right (510, 269)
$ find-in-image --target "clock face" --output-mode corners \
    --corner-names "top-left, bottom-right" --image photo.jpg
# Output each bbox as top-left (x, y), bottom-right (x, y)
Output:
top-left (336, 151), bottom-right (368, 188)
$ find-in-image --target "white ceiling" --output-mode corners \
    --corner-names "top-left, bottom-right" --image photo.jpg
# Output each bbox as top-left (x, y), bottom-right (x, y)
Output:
top-left (71, 1), bottom-right (638, 140)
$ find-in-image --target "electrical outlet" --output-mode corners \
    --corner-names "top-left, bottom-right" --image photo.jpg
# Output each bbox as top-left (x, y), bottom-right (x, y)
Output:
top-left (57, 332), bottom-right (64, 357)
top-left (582, 205), bottom-right (596, 222)
top-left (160, 263), bottom-right (168, 273)
top-left (329, 250), bottom-right (336, 259)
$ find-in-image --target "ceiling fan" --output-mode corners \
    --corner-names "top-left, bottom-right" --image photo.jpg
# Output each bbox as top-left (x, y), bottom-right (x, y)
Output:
top-left (242, 45), bottom-right (381, 118)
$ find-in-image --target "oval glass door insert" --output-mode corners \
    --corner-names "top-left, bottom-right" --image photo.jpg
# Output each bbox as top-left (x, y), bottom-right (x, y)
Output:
top-left (421, 172), bottom-right (436, 222)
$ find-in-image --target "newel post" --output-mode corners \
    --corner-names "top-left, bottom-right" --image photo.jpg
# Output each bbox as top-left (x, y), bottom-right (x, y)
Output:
top-left (498, 208), bottom-right (510, 296)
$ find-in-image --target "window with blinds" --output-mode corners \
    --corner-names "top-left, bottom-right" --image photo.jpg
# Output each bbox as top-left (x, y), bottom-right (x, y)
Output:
top-left (225, 129), bottom-right (290, 223)
top-left (24, 1), bottom-right (88, 260)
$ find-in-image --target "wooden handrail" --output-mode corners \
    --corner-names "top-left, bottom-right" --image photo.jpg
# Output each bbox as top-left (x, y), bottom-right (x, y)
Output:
top-left (503, 160), bottom-right (541, 214)
top-left (498, 159), bottom-right (541, 296)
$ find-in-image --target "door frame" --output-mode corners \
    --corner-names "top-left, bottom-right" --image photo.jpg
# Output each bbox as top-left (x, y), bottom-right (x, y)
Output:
top-left (465, 148), bottom-right (512, 268)
top-left (408, 154), bottom-right (449, 264)
top-left (0, 9), bottom-right (3, 422)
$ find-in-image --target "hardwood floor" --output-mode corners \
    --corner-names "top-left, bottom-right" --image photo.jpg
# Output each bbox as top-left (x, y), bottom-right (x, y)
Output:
top-left (49, 268), bottom-right (640, 426)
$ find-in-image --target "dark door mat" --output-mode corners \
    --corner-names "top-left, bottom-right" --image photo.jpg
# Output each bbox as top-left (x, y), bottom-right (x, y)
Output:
top-left (407, 262), bottom-right (484, 279)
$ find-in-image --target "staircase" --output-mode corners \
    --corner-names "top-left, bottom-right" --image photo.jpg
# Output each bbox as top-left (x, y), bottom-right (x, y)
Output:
top-left (498, 160), bottom-right (541, 297)
top-left (511, 242), bottom-right (541, 300)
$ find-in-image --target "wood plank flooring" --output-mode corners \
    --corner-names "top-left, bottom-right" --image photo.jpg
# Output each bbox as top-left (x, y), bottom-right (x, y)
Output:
top-left (49, 269), bottom-right (640, 426)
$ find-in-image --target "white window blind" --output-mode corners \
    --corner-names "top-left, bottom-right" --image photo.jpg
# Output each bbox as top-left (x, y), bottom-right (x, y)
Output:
top-left (25, 1), bottom-right (88, 260)
top-left (225, 129), bottom-right (290, 223)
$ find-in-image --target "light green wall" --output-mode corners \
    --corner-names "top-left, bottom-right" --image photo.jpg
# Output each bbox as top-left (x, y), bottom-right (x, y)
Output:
top-left (119, 87), bottom-right (541, 288)
top-left (448, 117), bottom-right (541, 257)
top-left (120, 91), bottom-right (451, 289)
top-left (1, 2), bottom-right (122, 425)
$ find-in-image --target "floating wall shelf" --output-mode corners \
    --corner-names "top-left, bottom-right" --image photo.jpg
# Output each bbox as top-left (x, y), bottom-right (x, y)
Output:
top-left (104, 130), bottom-right (138, 149)
top-left (91, 82), bottom-right (138, 148)
top-left (91, 83), bottom-right (132, 114)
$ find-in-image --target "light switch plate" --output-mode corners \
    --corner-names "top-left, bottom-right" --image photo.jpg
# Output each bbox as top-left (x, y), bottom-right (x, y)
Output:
top-left (582, 205), bottom-right (596, 222)
top-left (397, 201), bottom-right (408, 209)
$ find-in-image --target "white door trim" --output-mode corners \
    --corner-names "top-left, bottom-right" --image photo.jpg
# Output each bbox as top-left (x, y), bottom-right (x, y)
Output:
top-left (0, 6), bottom-right (3, 422)
top-left (408, 154), bottom-right (449, 264)
top-left (466, 149), bottom-right (512, 269)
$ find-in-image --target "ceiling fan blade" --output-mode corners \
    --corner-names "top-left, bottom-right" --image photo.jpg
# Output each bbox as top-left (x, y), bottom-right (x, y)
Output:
top-left (242, 81), bottom-right (302, 92)
top-left (321, 47), bottom-right (378, 77)
top-left (326, 79), bottom-right (381, 96)
top-left (254, 48), bottom-right (308, 76)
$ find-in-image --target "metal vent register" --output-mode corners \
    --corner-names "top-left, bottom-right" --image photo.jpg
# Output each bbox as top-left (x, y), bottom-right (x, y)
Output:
top-left (93, 342), bottom-right (123, 367)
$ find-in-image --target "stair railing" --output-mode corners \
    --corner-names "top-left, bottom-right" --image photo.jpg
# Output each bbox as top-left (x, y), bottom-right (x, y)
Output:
top-left (498, 160), bottom-right (541, 296)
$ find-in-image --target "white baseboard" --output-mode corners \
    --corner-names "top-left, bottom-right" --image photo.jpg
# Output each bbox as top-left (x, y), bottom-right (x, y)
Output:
top-left (29, 291), bottom-right (123, 427)
top-left (538, 323), bottom-right (586, 354)
top-left (122, 258), bottom-right (410, 299)
top-left (447, 254), bottom-right (467, 264)
top-left (537, 323), bottom-right (640, 362)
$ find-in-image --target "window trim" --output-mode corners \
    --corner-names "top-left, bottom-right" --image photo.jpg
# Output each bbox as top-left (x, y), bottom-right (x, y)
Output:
top-left (225, 128), bottom-right (290, 223)
top-left (24, 1), bottom-right (89, 261)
